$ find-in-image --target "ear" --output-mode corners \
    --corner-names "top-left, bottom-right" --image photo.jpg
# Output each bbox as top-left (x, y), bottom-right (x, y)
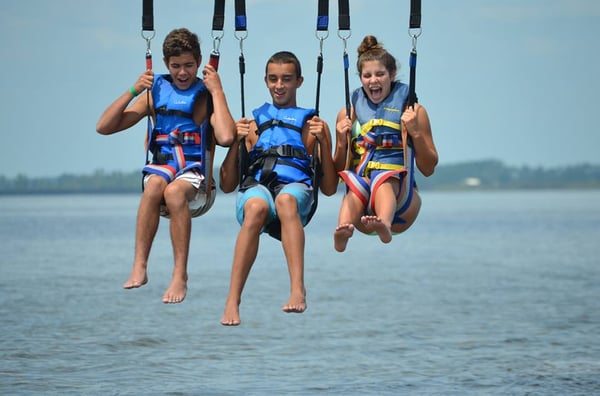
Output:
top-left (163, 57), bottom-right (169, 68)
top-left (197, 56), bottom-right (202, 67)
top-left (296, 76), bottom-right (304, 88)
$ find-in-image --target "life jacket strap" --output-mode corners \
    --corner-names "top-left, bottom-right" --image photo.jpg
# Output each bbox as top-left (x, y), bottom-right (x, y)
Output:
top-left (360, 118), bottom-right (401, 136)
top-left (254, 144), bottom-right (309, 160)
top-left (365, 161), bottom-right (405, 172)
top-left (155, 106), bottom-right (193, 119)
top-left (256, 119), bottom-right (303, 135)
top-left (153, 152), bottom-right (203, 164)
top-left (155, 131), bottom-right (201, 145)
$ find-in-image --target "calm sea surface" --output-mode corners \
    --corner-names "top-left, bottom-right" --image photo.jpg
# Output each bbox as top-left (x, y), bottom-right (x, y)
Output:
top-left (1, 190), bottom-right (599, 395)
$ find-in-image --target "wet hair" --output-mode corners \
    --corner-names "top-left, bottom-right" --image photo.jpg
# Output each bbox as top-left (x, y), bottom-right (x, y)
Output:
top-left (265, 51), bottom-right (302, 78)
top-left (356, 35), bottom-right (397, 78)
top-left (162, 28), bottom-right (201, 62)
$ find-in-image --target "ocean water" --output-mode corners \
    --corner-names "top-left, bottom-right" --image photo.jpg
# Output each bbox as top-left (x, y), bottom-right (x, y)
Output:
top-left (1, 190), bottom-right (599, 395)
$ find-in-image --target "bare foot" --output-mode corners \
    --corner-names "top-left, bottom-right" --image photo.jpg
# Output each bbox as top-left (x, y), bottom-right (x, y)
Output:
top-left (162, 276), bottom-right (187, 304)
top-left (221, 299), bottom-right (241, 326)
top-left (282, 290), bottom-right (306, 313)
top-left (334, 223), bottom-right (355, 252)
top-left (361, 215), bottom-right (392, 244)
top-left (123, 267), bottom-right (148, 289)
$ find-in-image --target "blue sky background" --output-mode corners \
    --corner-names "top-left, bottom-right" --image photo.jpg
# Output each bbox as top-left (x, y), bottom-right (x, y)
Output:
top-left (1, 0), bottom-right (599, 178)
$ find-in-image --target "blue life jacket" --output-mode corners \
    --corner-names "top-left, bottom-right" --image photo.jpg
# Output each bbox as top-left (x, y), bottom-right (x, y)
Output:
top-left (143, 74), bottom-right (211, 182)
top-left (246, 103), bottom-right (315, 187)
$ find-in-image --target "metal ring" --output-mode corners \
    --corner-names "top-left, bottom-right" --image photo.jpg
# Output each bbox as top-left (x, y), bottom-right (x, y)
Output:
top-left (408, 27), bottom-right (422, 39)
top-left (211, 30), bottom-right (225, 40)
top-left (315, 30), bottom-right (329, 41)
top-left (337, 29), bottom-right (352, 40)
top-left (141, 29), bottom-right (156, 41)
top-left (234, 30), bottom-right (248, 41)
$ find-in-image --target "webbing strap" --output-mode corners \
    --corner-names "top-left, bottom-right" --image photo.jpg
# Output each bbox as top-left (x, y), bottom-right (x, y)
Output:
top-left (338, 0), bottom-right (351, 118)
top-left (409, 0), bottom-right (422, 29)
top-left (314, 0), bottom-right (329, 116)
top-left (209, 0), bottom-right (225, 70)
top-left (338, 0), bottom-right (350, 31)
top-left (212, 0), bottom-right (225, 31)
top-left (360, 119), bottom-right (402, 136)
top-left (407, 0), bottom-right (422, 109)
top-left (234, 0), bottom-right (247, 32)
top-left (256, 119), bottom-right (303, 135)
top-left (142, 0), bottom-right (154, 31)
top-left (316, 0), bottom-right (329, 31)
top-left (235, 0), bottom-right (247, 117)
top-left (141, 0), bottom-right (154, 171)
top-left (155, 106), bottom-right (193, 119)
top-left (235, 0), bottom-right (250, 186)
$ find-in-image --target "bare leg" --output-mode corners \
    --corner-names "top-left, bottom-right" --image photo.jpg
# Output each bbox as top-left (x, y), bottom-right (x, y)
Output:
top-left (221, 198), bottom-right (269, 326)
top-left (162, 180), bottom-right (195, 304)
top-left (363, 178), bottom-right (399, 244)
top-left (124, 177), bottom-right (165, 289)
top-left (361, 215), bottom-right (392, 243)
top-left (334, 191), bottom-right (365, 252)
top-left (277, 194), bottom-right (306, 313)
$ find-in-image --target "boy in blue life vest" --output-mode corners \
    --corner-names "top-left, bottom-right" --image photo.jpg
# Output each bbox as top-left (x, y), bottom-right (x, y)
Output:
top-left (219, 51), bottom-right (339, 326)
top-left (96, 28), bottom-right (236, 304)
top-left (333, 35), bottom-right (438, 252)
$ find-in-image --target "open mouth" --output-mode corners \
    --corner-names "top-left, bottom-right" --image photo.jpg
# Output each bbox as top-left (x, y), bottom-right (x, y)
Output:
top-left (369, 86), bottom-right (384, 102)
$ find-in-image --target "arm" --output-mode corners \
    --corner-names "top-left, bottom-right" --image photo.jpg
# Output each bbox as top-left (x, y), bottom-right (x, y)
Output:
top-left (332, 107), bottom-right (354, 172)
top-left (306, 116), bottom-right (337, 196)
top-left (219, 118), bottom-right (255, 193)
top-left (401, 103), bottom-right (438, 177)
top-left (202, 64), bottom-right (236, 147)
top-left (96, 70), bottom-right (154, 135)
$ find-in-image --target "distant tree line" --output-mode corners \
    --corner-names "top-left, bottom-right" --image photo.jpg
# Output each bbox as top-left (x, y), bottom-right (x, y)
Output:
top-left (1, 160), bottom-right (600, 195)
top-left (415, 160), bottom-right (600, 190)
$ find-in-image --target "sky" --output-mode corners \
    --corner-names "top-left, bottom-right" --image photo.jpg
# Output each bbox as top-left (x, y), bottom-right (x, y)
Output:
top-left (1, 0), bottom-right (599, 178)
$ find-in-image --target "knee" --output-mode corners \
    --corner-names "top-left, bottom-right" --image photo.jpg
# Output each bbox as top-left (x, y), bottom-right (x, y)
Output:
top-left (243, 199), bottom-right (270, 227)
top-left (163, 183), bottom-right (187, 209)
top-left (275, 194), bottom-right (298, 218)
top-left (143, 177), bottom-right (167, 203)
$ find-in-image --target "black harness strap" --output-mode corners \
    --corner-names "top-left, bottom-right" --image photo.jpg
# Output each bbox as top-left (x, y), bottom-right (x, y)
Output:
top-left (315, 0), bottom-right (329, 116)
top-left (142, 0), bottom-right (154, 33)
top-left (303, 0), bottom-right (331, 230)
top-left (254, 145), bottom-right (310, 160)
top-left (338, 0), bottom-right (351, 119)
top-left (155, 106), bottom-right (193, 119)
top-left (209, 0), bottom-right (225, 70)
top-left (235, 0), bottom-right (250, 187)
top-left (256, 119), bottom-right (303, 135)
top-left (338, 0), bottom-right (350, 32)
top-left (407, 0), bottom-right (422, 109)
top-left (235, 0), bottom-right (248, 117)
top-left (409, 0), bottom-right (422, 29)
top-left (141, 0), bottom-right (155, 179)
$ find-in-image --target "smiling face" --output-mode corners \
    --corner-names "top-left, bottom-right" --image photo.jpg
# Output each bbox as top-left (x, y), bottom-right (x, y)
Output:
top-left (165, 52), bottom-right (200, 90)
top-left (359, 60), bottom-right (395, 104)
top-left (264, 62), bottom-right (303, 108)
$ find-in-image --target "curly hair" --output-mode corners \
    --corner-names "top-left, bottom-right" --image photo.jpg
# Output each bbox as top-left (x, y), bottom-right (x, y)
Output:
top-left (162, 28), bottom-right (201, 62)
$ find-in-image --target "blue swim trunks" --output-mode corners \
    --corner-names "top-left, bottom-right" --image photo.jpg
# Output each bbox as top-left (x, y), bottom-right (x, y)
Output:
top-left (236, 182), bottom-right (314, 231)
